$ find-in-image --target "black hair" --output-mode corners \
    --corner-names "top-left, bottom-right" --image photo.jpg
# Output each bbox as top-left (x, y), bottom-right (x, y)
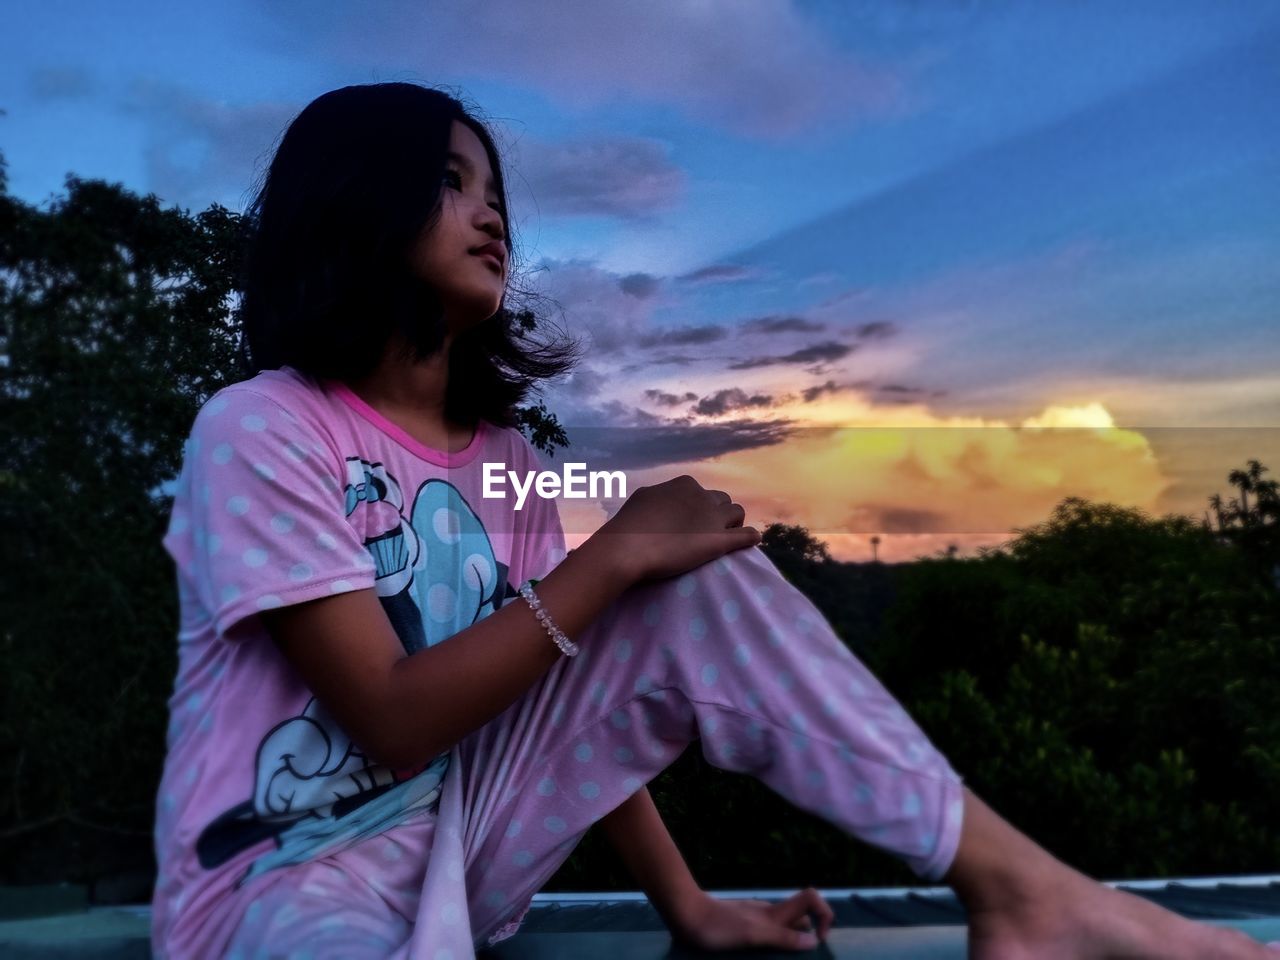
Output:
top-left (233, 81), bottom-right (583, 429)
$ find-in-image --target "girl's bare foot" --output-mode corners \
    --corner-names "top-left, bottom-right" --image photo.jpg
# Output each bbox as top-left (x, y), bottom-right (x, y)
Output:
top-left (966, 862), bottom-right (1280, 959)
top-left (942, 787), bottom-right (1279, 958)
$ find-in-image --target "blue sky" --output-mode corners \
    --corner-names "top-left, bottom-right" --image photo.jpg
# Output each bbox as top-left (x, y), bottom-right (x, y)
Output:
top-left (5, 1), bottom-right (1278, 557)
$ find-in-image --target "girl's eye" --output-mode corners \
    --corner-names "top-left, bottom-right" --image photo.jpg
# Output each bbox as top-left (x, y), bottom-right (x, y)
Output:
top-left (443, 169), bottom-right (462, 189)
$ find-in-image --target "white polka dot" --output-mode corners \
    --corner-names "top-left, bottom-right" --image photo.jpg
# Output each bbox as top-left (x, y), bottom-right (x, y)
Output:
top-left (589, 681), bottom-right (607, 705)
top-left (242, 547), bottom-right (267, 568)
top-left (614, 637), bottom-right (632, 662)
top-left (806, 769), bottom-right (825, 788)
top-left (796, 613), bottom-right (815, 634)
top-left (433, 507), bottom-right (461, 544)
top-left (462, 553), bottom-right (493, 591)
top-left (252, 462), bottom-right (275, 481)
top-left (485, 890), bottom-right (506, 907)
top-left (767, 626), bottom-right (784, 647)
top-left (434, 948), bottom-right (454, 960)
top-left (745, 720), bottom-right (764, 742)
top-left (544, 816), bottom-right (567, 834)
top-left (329, 579), bottom-right (353, 593)
top-left (536, 777), bottom-right (556, 796)
top-left (712, 555), bottom-right (730, 575)
top-left (755, 585), bottom-right (773, 605)
top-left (221, 584), bottom-right (240, 604)
top-left (550, 702), bottom-right (566, 727)
top-left (609, 710), bottom-right (630, 730)
top-left (447, 859), bottom-right (463, 881)
top-left (903, 792), bottom-right (922, 817)
top-left (226, 495), bottom-right (250, 516)
top-left (284, 441), bottom-right (308, 462)
top-left (633, 675), bottom-right (655, 696)
top-left (427, 582), bottom-right (458, 622)
top-left (382, 839), bottom-right (402, 861)
top-left (643, 602), bottom-right (662, 626)
top-left (512, 850), bottom-right (534, 867)
top-left (256, 595), bottom-right (283, 610)
top-left (200, 484), bottom-right (211, 505)
top-left (240, 414), bottom-right (267, 432)
top-left (271, 513), bottom-right (295, 533)
top-left (745, 691), bottom-right (762, 711)
top-left (676, 574), bottom-right (696, 597)
top-left (506, 819), bottom-right (522, 838)
top-left (205, 396), bottom-right (228, 416)
top-left (441, 902), bottom-right (460, 925)
top-left (574, 742), bottom-right (593, 762)
top-left (733, 644), bottom-right (751, 666)
top-left (789, 712), bottom-right (808, 734)
top-left (688, 617), bottom-right (707, 641)
top-left (614, 747), bottom-right (634, 763)
top-left (622, 777), bottom-right (642, 793)
top-left (206, 534), bottom-right (221, 556)
top-left (316, 531), bottom-right (338, 550)
top-left (703, 715), bottom-right (719, 734)
top-left (777, 670), bottom-right (794, 690)
top-left (722, 599), bottom-right (740, 621)
top-left (579, 781), bottom-right (600, 799)
top-left (212, 442), bottom-right (233, 465)
top-left (170, 515), bottom-right (189, 535)
top-left (290, 563), bottom-right (313, 582)
top-left (700, 663), bottom-right (719, 686)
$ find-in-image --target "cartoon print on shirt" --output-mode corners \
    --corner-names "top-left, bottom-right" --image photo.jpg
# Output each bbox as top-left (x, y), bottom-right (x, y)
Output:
top-left (196, 457), bottom-right (522, 881)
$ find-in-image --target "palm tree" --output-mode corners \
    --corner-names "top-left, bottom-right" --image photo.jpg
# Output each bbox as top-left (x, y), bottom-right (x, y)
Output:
top-left (870, 535), bottom-right (881, 563)
top-left (1228, 468), bottom-right (1253, 524)
top-left (1208, 493), bottom-right (1226, 532)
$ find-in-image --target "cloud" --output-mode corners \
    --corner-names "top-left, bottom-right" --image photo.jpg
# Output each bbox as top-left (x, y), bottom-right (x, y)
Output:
top-left (267, 0), bottom-right (917, 139)
top-left (644, 388), bottom-right (699, 407)
top-left (741, 315), bottom-right (826, 334)
top-left (511, 134), bottom-right (686, 219)
top-left (677, 264), bottom-right (761, 285)
top-left (29, 67), bottom-right (93, 101)
top-left (727, 339), bottom-right (857, 370)
top-left (121, 80), bottom-right (296, 212)
top-left (692, 387), bottom-right (776, 417)
top-left (619, 272), bottom-right (661, 298)
top-left (636, 324), bottom-right (728, 347)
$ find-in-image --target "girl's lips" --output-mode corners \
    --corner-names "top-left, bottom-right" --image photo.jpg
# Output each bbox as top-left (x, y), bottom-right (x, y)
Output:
top-left (474, 251), bottom-right (503, 270)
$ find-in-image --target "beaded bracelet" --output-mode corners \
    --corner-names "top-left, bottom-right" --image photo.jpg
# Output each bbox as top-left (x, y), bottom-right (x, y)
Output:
top-left (518, 579), bottom-right (580, 657)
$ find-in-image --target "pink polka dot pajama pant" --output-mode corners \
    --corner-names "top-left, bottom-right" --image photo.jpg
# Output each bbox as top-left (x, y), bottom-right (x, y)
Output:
top-left (226, 544), bottom-right (966, 958)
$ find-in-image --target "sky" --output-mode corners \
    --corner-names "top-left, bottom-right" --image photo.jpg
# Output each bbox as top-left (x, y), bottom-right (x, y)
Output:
top-left (5, 0), bottom-right (1278, 560)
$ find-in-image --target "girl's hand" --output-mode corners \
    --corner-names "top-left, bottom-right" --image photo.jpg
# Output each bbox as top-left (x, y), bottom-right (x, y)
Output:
top-left (589, 474), bottom-right (761, 586)
top-left (667, 888), bottom-right (834, 953)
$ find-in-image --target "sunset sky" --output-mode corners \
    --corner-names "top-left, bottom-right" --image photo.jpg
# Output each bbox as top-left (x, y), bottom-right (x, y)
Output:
top-left (5, 1), bottom-right (1277, 560)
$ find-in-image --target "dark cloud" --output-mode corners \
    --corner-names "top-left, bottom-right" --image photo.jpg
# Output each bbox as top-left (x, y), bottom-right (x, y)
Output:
top-left (29, 67), bottom-right (93, 101)
top-left (872, 506), bottom-right (949, 534)
top-left (742, 315), bottom-right (825, 334)
top-left (692, 388), bottom-right (775, 417)
top-left (543, 419), bottom-right (805, 473)
top-left (678, 263), bottom-right (760, 285)
top-left (855, 321), bottom-right (897, 340)
top-left (620, 353), bottom-right (702, 371)
top-left (516, 135), bottom-right (685, 219)
top-left (644, 389), bottom-right (699, 407)
top-left (727, 340), bottom-right (856, 370)
top-left (879, 383), bottom-right (924, 394)
top-left (801, 379), bottom-right (871, 402)
top-left (619, 272), bottom-right (661, 298)
top-left (121, 80), bottom-right (297, 212)
top-left (637, 324), bottom-right (728, 347)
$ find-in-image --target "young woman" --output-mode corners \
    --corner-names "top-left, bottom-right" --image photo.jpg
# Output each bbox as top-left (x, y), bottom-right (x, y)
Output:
top-left (151, 81), bottom-right (1280, 959)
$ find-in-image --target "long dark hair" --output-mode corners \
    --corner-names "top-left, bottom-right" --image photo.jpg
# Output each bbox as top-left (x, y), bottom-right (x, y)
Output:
top-left (233, 82), bottom-right (583, 429)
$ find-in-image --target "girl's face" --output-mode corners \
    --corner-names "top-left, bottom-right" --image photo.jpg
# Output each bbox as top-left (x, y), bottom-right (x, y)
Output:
top-left (409, 119), bottom-right (509, 335)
